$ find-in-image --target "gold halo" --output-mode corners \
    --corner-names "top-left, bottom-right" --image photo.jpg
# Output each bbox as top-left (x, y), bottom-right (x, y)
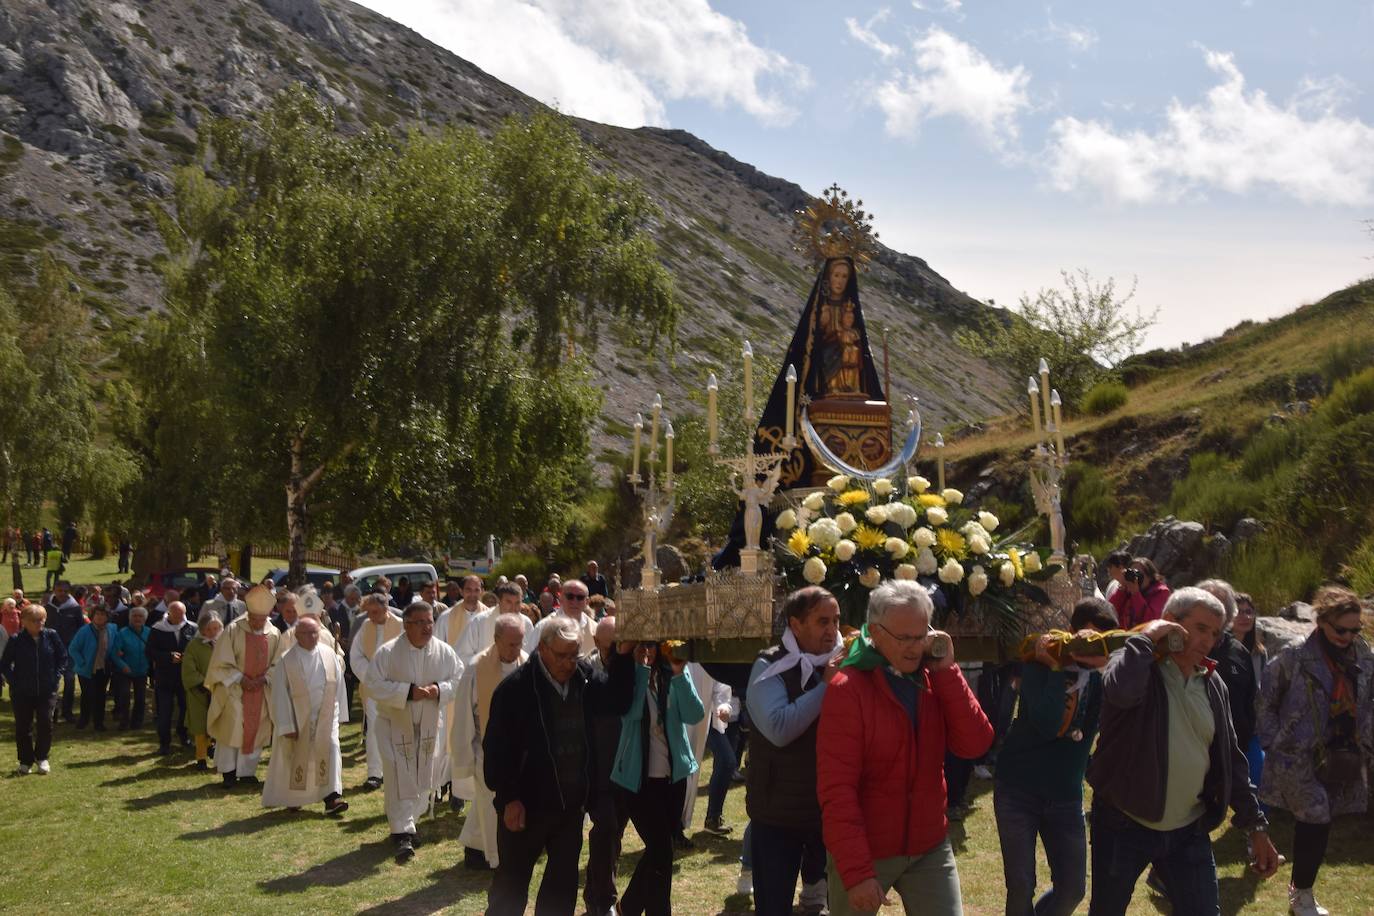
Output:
top-left (794, 183), bottom-right (878, 270)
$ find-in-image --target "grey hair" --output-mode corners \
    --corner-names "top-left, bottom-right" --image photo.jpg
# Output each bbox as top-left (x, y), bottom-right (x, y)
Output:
top-left (1194, 579), bottom-right (1238, 627)
top-left (196, 608), bottom-right (222, 629)
top-left (1163, 586), bottom-right (1226, 624)
top-left (538, 614), bottom-right (581, 647)
top-left (343, 584), bottom-right (362, 599)
top-left (129, 606), bottom-right (148, 622)
top-left (493, 613), bottom-right (526, 639)
top-left (360, 593), bottom-right (389, 610)
top-left (867, 579), bottom-right (933, 627)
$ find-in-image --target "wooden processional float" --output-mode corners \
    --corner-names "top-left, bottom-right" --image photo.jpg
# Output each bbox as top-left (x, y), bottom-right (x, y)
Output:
top-left (615, 186), bottom-right (1087, 667)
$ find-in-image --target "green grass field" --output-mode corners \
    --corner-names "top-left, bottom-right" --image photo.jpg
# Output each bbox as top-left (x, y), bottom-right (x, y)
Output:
top-left (3, 552), bottom-right (331, 598)
top-left (1, 691), bottom-right (1370, 915)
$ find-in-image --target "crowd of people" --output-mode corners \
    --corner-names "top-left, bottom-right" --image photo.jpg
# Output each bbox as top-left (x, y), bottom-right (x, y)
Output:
top-left (0, 553), bottom-right (1369, 915)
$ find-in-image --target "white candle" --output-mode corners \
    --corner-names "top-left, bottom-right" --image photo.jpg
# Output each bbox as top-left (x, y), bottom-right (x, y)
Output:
top-left (649, 394), bottom-right (662, 459)
top-left (784, 364), bottom-right (797, 442)
top-left (1038, 358), bottom-right (1052, 436)
top-left (935, 433), bottom-right (946, 491)
top-left (664, 420), bottom-right (675, 490)
top-left (1051, 389), bottom-right (1065, 455)
top-left (631, 413), bottom-right (643, 479)
top-left (742, 341), bottom-right (754, 420)
top-left (707, 373), bottom-right (718, 452)
top-left (1028, 376), bottom-right (1042, 440)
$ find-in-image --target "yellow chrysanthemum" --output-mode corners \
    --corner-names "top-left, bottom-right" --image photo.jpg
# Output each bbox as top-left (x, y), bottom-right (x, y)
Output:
top-left (1007, 546), bottom-right (1025, 579)
top-left (852, 525), bottom-right (887, 551)
top-left (787, 530), bottom-right (812, 557)
top-left (917, 493), bottom-right (947, 509)
top-left (838, 489), bottom-right (870, 506)
top-left (935, 528), bottom-right (968, 561)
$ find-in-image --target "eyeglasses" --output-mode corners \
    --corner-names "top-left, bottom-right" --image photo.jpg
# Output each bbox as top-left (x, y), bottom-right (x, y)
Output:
top-left (1327, 623), bottom-right (1362, 637)
top-left (874, 622), bottom-right (929, 646)
top-left (562, 593), bottom-right (588, 602)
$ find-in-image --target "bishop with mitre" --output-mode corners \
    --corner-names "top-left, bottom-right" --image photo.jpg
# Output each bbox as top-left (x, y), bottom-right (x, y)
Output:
top-left (206, 584), bottom-right (281, 787)
top-left (262, 616), bottom-right (349, 815)
top-left (363, 600), bottom-right (462, 862)
top-left (451, 611), bottom-right (528, 870)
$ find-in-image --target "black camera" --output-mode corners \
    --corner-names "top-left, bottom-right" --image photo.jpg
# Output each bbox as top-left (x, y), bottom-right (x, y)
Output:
top-left (1124, 568), bottom-right (1144, 584)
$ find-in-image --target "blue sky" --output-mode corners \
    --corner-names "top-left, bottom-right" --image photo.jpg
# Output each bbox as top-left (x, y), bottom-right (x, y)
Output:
top-left (360, 0), bottom-right (1374, 349)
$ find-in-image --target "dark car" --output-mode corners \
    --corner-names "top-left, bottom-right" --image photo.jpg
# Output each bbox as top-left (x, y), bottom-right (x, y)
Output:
top-left (144, 567), bottom-right (220, 600)
top-left (267, 567), bottom-right (341, 591)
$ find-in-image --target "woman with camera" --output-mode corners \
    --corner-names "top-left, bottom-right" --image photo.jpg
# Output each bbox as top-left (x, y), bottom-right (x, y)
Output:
top-left (1257, 586), bottom-right (1372, 916)
top-left (1107, 557), bottom-right (1170, 629)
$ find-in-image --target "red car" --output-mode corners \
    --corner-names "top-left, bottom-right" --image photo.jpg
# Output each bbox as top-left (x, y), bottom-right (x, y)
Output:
top-left (143, 567), bottom-right (220, 600)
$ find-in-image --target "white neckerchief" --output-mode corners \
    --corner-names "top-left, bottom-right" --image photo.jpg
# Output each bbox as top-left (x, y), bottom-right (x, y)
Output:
top-left (1063, 665), bottom-right (1092, 696)
top-left (755, 629), bottom-right (839, 687)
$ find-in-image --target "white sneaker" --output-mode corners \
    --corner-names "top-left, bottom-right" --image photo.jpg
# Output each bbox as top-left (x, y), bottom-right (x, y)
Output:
top-left (799, 878), bottom-right (828, 913)
top-left (15, 764), bottom-right (30, 775)
top-left (973, 764), bottom-right (994, 780)
top-left (736, 868), bottom-right (753, 896)
top-left (1289, 883), bottom-right (1330, 916)
top-left (35, 760), bottom-right (50, 775)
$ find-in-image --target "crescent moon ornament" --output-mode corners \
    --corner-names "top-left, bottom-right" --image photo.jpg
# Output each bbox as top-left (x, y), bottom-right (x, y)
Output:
top-left (799, 405), bottom-right (922, 481)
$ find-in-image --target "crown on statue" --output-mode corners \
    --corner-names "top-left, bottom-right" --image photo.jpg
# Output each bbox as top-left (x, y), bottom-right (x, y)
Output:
top-left (793, 183), bottom-right (879, 270)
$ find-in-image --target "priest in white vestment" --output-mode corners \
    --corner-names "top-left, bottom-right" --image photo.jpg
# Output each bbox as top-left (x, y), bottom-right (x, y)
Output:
top-left (363, 600), bottom-right (461, 863)
top-left (451, 577), bottom-right (509, 666)
top-left (206, 585), bottom-right (281, 787)
top-left (451, 612), bottom-right (527, 870)
top-left (349, 593), bottom-right (403, 790)
top-left (262, 617), bottom-right (350, 814)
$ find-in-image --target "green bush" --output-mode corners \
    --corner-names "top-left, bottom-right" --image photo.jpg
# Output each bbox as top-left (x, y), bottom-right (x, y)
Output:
top-left (490, 549), bottom-right (548, 587)
top-left (1343, 533), bottom-right (1374, 597)
top-left (1169, 452), bottom-right (1278, 532)
top-left (1239, 423), bottom-right (1302, 479)
top-left (1286, 411), bottom-right (1374, 556)
top-left (1318, 337), bottom-right (1374, 387)
top-left (1081, 379), bottom-right (1129, 415)
top-left (1230, 529), bottom-right (1324, 613)
top-left (1066, 464), bottom-right (1116, 543)
top-left (1314, 365), bottom-right (1374, 429)
top-left (88, 528), bottom-right (112, 559)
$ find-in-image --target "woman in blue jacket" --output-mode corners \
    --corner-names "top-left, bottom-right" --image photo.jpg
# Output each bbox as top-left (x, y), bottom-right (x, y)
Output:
top-left (113, 606), bottom-right (151, 729)
top-left (610, 642), bottom-right (704, 916)
top-left (69, 605), bottom-right (118, 730)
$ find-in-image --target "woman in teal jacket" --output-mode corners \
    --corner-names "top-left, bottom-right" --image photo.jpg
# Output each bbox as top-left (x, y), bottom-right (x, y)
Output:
top-left (113, 606), bottom-right (151, 729)
top-left (69, 606), bottom-right (118, 729)
top-left (610, 642), bottom-right (704, 916)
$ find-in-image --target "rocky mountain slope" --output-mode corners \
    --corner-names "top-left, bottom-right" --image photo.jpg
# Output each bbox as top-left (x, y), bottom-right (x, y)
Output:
top-left (0, 0), bottom-right (1017, 453)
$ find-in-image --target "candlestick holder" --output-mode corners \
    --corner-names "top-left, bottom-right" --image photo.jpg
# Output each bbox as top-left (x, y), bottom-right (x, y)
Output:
top-left (1028, 432), bottom-right (1069, 566)
top-left (631, 450), bottom-right (674, 590)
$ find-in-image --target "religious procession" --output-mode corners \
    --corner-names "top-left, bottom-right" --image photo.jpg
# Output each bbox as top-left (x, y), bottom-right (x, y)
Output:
top-left (2, 182), bottom-right (1370, 916)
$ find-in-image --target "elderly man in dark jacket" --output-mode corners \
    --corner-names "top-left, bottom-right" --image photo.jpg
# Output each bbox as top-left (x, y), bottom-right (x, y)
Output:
top-left (483, 616), bottom-right (635, 916)
top-left (0, 604), bottom-right (68, 774)
top-left (1087, 587), bottom-right (1280, 916)
top-left (148, 600), bottom-right (198, 755)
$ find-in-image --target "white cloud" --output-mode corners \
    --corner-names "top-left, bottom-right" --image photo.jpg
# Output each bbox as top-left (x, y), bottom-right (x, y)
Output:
top-left (358, 0), bottom-right (804, 128)
top-left (875, 27), bottom-right (1031, 147)
top-left (1041, 16), bottom-right (1098, 52)
top-left (911, 0), bottom-right (964, 15)
top-left (1047, 49), bottom-right (1374, 205)
top-left (846, 10), bottom-right (899, 61)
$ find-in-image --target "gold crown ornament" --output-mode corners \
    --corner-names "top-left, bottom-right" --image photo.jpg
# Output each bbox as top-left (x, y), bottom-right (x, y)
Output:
top-left (793, 183), bottom-right (879, 270)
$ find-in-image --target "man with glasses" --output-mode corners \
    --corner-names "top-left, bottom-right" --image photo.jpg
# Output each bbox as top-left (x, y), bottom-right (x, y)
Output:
top-left (817, 579), bottom-right (992, 915)
top-left (363, 601), bottom-right (461, 863)
top-left (744, 585), bottom-right (843, 916)
top-left (523, 581), bottom-right (596, 656)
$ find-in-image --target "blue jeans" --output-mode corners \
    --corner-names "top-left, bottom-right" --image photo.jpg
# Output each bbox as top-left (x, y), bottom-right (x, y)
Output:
top-left (993, 782), bottom-right (1086, 916)
top-left (1087, 804), bottom-right (1219, 916)
top-left (706, 726), bottom-right (737, 820)
top-left (1244, 735), bottom-right (1268, 814)
top-left (750, 821), bottom-right (825, 916)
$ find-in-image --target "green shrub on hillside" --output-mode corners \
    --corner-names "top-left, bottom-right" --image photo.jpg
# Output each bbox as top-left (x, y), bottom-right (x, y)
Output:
top-left (1318, 337), bottom-right (1374, 387)
top-left (1314, 366), bottom-right (1374, 429)
top-left (1081, 379), bottom-right (1128, 415)
top-left (1230, 529), bottom-right (1324, 613)
top-left (1343, 534), bottom-right (1374, 597)
top-left (1066, 464), bottom-right (1116, 543)
top-left (1169, 452), bottom-right (1280, 532)
top-left (1287, 411), bottom-right (1374, 558)
top-left (1239, 423), bottom-right (1302, 479)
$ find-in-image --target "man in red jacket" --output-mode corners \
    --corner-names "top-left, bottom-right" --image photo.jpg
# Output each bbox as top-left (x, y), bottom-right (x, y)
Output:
top-left (817, 579), bottom-right (993, 915)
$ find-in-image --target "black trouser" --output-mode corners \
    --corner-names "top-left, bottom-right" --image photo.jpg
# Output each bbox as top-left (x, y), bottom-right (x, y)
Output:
top-left (155, 679), bottom-right (188, 747)
top-left (585, 789), bottom-right (631, 912)
top-left (13, 693), bottom-right (57, 765)
top-left (751, 820), bottom-right (827, 915)
top-left (487, 803), bottom-right (585, 916)
top-left (1292, 819), bottom-right (1332, 890)
top-left (117, 552), bottom-right (130, 573)
top-left (114, 673), bottom-right (147, 727)
top-left (945, 750), bottom-right (974, 808)
top-left (620, 777), bottom-right (677, 916)
top-left (78, 671), bottom-right (110, 727)
top-left (59, 668), bottom-right (76, 719)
